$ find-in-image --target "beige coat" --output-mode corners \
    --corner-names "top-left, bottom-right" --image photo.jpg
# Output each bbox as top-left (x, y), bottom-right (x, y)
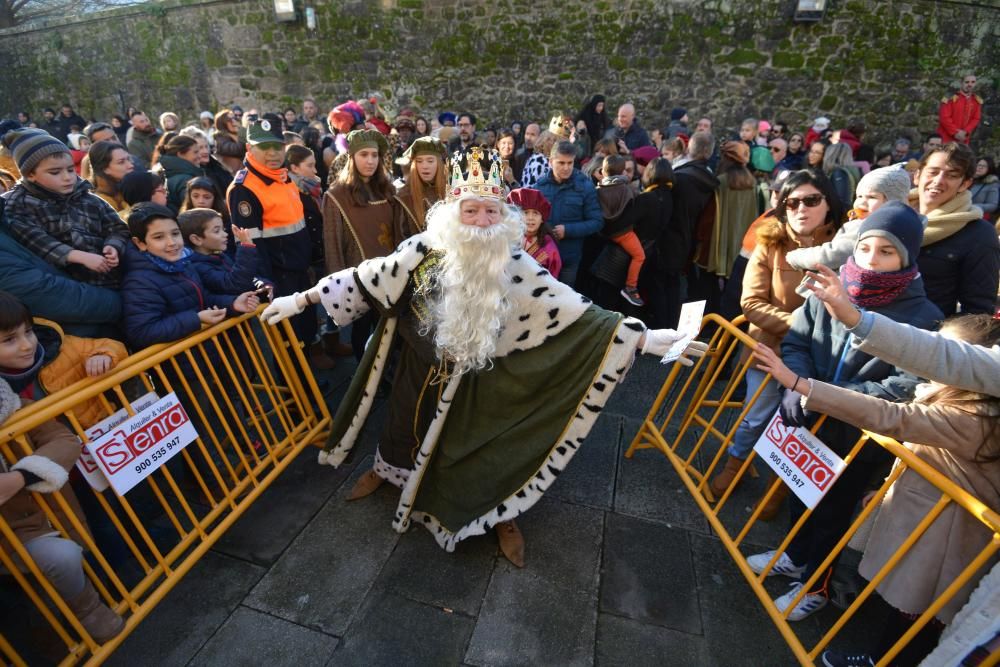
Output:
top-left (805, 381), bottom-right (1000, 623)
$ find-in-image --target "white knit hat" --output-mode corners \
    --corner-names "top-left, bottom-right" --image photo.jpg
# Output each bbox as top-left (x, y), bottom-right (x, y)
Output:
top-left (856, 165), bottom-right (912, 203)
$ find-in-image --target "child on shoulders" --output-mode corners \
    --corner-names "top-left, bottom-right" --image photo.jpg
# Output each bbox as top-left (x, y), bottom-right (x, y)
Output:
top-left (596, 155), bottom-right (646, 306)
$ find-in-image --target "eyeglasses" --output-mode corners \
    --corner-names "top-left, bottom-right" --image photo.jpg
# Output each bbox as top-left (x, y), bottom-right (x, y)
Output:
top-left (770, 146), bottom-right (782, 153)
top-left (784, 194), bottom-right (825, 210)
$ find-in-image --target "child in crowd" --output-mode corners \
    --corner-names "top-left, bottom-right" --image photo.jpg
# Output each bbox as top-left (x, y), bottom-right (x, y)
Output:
top-left (180, 176), bottom-right (229, 223)
top-left (179, 208), bottom-right (263, 297)
top-left (507, 187), bottom-right (561, 279)
top-left (0, 392), bottom-right (124, 642)
top-left (66, 133), bottom-right (91, 175)
top-left (754, 313), bottom-right (1000, 666)
top-left (119, 170), bottom-right (168, 209)
top-left (596, 155), bottom-right (646, 306)
top-left (746, 202), bottom-right (943, 621)
top-left (121, 203), bottom-right (258, 350)
top-left (0, 290), bottom-right (126, 428)
top-left (1, 129), bottom-right (130, 289)
top-left (285, 144), bottom-right (325, 271)
top-left (786, 164), bottom-right (913, 275)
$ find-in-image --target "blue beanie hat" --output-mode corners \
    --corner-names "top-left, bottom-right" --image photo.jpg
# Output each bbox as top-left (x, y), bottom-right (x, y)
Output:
top-left (856, 200), bottom-right (924, 268)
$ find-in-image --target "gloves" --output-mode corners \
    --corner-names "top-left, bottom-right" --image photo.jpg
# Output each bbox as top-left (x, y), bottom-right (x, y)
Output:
top-left (640, 329), bottom-right (686, 356)
top-left (679, 340), bottom-right (709, 367)
top-left (259, 292), bottom-right (306, 326)
top-left (779, 388), bottom-right (808, 427)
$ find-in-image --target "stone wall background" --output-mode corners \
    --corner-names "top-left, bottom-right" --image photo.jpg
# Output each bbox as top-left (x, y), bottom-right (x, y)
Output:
top-left (1, 0), bottom-right (998, 153)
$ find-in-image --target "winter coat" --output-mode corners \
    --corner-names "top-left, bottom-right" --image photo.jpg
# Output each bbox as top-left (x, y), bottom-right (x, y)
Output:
top-left (1, 177), bottom-right (130, 289)
top-left (213, 130), bottom-right (245, 174)
top-left (596, 179), bottom-right (638, 237)
top-left (604, 121), bottom-right (652, 150)
top-left (158, 154), bottom-right (205, 214)
top-left (0, 382), bottom-right (91, 560)
top-left (672, 159), bottom-right (720, 252)
top-left (828, 166), bottom-right (861, 212)
top-left (536, 169), bottom-right (604, 266)
top-left (188, 245), bottom-right (258, 295)
top-left (740, 219), bottom-right (836, 362)
top-left (970, 175), bottom-right (999, 218)
top-left (919, 216), bottom-right (999, 317)
top-left (121, 244), bottom-right (235, 349)
top-left (804, 380), bottom-right (1000, 623)
top-left (781, 275), bottom-right (943, 402)
top-left (635, 185), bottom-right (685, 273)
top-left (126, 127), bottom-right (162, 169)
top-left (705, 173), bottom-right (757, 279)
top-left (0, 203), bottom-right (122, 339)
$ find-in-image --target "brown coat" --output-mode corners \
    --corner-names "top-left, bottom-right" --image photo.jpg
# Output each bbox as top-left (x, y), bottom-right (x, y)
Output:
top-left (805, 381), bottom-right (1000, 623)
top-left (739, 220), bottom-right (834, 362)
top-left (1, 400), bottom-right (92, 562)
top-left (213, 130), bottom-right (245, 175)
top-left (322, 183), bottom-right (399, 274)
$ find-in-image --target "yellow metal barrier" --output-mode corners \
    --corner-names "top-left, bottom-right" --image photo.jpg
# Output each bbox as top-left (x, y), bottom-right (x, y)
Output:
top-left (0, 312), bottom-right (330, 666)
top-left (626, 314), bottom-right (1000, 666)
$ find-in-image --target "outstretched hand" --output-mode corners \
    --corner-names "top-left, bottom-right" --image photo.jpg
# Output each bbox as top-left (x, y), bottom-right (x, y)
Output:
top-left (260, 293), bottom-right (306, 326)
top-left (802, 264), bottom-right (860, 328)
top-left (751, 343), bottom-right (796, 390)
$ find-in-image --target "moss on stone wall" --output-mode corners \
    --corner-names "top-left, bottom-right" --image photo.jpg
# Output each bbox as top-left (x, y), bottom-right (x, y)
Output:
top-left (0, 0), bottom-right (997, 151)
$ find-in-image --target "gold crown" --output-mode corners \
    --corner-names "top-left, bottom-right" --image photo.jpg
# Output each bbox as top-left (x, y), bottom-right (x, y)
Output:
top-left (447, 146), bottom-right (504, 202)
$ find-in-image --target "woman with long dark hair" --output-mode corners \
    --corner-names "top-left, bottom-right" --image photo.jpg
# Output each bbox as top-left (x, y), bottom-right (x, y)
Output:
top-left (88, 140), bottom-right (135, 217)
top-left (155, 134), bottom-right (204, 213)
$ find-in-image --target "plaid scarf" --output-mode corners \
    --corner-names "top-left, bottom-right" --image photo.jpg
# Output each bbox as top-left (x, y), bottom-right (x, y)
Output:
top-left (840, 256), bottom-right (918, 308)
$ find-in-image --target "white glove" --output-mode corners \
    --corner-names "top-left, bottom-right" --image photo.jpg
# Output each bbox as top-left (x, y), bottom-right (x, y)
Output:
top-left (640, 329), bottom-right (686, 356)
top-left (259, 292), bottom-right (307, 326)
top-left (678, 340), bottom-right (709, 367)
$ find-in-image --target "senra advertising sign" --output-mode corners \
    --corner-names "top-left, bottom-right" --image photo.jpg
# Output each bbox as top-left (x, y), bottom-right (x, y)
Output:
top-left (85, 393), bottom-right (198, 495)
top-left (752, 409), bottom-right (847, 509)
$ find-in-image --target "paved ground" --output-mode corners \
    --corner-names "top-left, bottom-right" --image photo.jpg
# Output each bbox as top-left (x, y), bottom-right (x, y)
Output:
top-left (101, 355), bottom-right (883, 666)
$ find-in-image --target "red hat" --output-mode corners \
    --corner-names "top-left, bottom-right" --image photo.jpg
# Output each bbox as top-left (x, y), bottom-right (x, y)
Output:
top-left (506, 187), bottom-right (551, 223)
top-left (632, 145), bottom-right (659, 167)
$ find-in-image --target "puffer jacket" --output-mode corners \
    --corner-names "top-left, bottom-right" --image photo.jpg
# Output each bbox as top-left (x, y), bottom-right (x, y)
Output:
top-left (536, 169), bottom-right (603, 266)
top-left (121, 244), bottom-right (234, 349)
top-left (189, 245), bottom-right (258, 295)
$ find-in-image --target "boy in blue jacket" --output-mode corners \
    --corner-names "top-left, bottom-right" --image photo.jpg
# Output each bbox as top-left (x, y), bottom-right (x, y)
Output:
top-left (121, 203), bottom-right (259, 350)
top-left (178, 208), bottom-right (267, 297)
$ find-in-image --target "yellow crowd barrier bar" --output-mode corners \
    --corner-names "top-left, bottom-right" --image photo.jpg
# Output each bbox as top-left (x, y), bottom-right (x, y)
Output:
top-left (0, 311), bottom-right (330, 665)
top-left (626, 314), bottom-right (1000, 666)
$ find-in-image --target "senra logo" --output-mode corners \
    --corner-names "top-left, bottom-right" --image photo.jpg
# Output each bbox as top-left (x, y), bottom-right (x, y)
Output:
top-left (94, 404), bottom-right (190, 474)
top-left (765, 418), bottom-right (836, 490)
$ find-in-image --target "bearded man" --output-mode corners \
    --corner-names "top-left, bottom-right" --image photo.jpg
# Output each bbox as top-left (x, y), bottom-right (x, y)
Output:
top-left (261, 148), bottom-right (704, 566)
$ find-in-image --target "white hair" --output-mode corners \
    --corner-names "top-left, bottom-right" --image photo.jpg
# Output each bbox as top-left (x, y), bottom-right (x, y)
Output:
top-left (421, 198), bottom-right (525, 376)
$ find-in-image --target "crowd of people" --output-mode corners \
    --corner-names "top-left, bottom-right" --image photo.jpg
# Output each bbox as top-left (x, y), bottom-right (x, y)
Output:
top-left (0, 79), bottom-right (999, 666)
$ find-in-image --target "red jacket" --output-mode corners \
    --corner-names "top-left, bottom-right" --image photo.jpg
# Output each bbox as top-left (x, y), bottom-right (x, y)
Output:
top-left (937, 92), bottom-right (982, 144)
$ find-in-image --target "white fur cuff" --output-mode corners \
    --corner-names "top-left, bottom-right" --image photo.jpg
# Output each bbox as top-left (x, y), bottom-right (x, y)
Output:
top-left (12, 455), bottom-right (69, 493)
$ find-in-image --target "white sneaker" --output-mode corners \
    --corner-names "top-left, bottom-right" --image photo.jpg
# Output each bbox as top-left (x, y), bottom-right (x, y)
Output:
top-left (775, 582), bottom-right (828, 621)
top-left (746, 550), bottom-right (806, 579)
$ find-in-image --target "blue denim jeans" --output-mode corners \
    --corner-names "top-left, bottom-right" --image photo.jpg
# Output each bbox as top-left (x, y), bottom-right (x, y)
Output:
top-left (729, 368), bottom-right (783, 459)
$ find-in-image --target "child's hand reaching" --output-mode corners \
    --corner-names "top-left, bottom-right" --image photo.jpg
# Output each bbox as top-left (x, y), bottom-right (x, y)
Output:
top-left (85, 354), bottom-right (114, 377)
top-left (232, 291), bottom-right (260, 313)
top-left (198, 307), bottom-right (227, 325)
top-left (232, 225), bottom-right (255, 246)
top-left (751, 343), bottom-right (798, 390)
top-left (102, 245), bottom-right (120, 268)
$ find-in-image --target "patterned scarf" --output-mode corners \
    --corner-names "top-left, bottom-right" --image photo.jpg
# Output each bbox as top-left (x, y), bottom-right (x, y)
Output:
top-left (840, 256), bottom-right (918, 308)
top-left (290, 172), bottom-right (322, 210)
top-left (144, 247), bottom-right (194, 273)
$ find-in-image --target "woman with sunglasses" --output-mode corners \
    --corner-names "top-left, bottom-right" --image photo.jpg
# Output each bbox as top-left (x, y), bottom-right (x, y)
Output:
top-left (710, 170), bottom-right (841, 502)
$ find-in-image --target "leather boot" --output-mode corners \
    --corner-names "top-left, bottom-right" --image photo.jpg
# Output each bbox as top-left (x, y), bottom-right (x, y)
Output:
top-left (709, 455), bottom-right (746, 498)
top-left (67, 580), bottom-right (124, 643)
top-left (309, 342), bottom-right (336, 370)
top-left (497, 520), bottom-right (525, 568)
top-left (323, 333), bottom-right (354, 358)
top-left (754, 482), bottom-right (790, 521)
top-left (347, 469), bottom-right (384, 501)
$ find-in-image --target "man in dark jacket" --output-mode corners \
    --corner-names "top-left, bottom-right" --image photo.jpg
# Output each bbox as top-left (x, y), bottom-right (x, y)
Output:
top-left (604, 104), bottom-right (652, 151)
top-left (40, 108), bottom-right (65, 141)
top-left (671, 132), bottom-right (721, 312)
top-left (536, 141), bottom-right (603, 287)
top-left (58, 104), bottom-right (87, 140)
top-left (913, 143), bottom-right (999, 316)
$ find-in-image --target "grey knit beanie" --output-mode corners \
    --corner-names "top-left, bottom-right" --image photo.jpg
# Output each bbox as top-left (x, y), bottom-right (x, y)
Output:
top-left (1, 128), bottom-right (71, 176)
top-left (855, 165), bottom-right (912, 203)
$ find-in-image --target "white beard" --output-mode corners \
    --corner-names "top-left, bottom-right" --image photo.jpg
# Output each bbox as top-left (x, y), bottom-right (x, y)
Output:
top-left (422, 199), bottom-right (525, 376)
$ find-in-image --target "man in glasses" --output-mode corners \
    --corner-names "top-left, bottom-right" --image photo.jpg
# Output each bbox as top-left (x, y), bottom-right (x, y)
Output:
top-left (769, 137), bottom-right (789, 174)
top-left (447, 112), bottom-right (478, 156)
top-left (937, 74), bottom-right (981, 145)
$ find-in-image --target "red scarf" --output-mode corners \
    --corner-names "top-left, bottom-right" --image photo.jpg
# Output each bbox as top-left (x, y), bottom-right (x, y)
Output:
top-left (840, 256), bottom-right (918, 308)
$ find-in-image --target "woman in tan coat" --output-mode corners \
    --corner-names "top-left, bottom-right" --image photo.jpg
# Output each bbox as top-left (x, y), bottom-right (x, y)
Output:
top-left (754, 313), bottom-right (1000, 665)
top-left (710, 171), bottom-right (840, 499)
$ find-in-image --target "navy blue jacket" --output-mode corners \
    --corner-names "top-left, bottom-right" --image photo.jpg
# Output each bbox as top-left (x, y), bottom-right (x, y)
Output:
top-left (121, 245), bottom-right (234, 349)
top-left (536, 170), bottom-right (603, 265)
top-left (918, 218), bottom-right (999, 317)
top-left (782, 275), bottom-right (942, 402)
top-left (189, 244), bottom-right (258, 295)
top-left (0, 202), bottom-right (122, 339)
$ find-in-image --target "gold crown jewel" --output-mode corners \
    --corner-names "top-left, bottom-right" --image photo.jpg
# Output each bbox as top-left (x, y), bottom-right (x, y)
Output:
top-left (447, 146), bottom-right (505, 202)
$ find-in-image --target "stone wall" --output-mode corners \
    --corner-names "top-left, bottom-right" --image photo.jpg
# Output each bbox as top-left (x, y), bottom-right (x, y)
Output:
top-left (1, 0), bottom-right (998, 153)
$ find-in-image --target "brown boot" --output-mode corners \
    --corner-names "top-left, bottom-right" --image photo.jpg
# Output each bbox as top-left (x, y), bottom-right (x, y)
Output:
top-left (754, 482), bottom-right (790, 521)
top-left (67, 580), bottom-right (124, 643)
top-left (347, 469), bottom-right (385, 501)
top-left (309, 342), bottom-right (336, 370)
top-left (709, 455), bottom-right (746, 498)
top-left (323, 333), bottom-right (354, 357)
top-left (497, 520), bottom-right (525, 568)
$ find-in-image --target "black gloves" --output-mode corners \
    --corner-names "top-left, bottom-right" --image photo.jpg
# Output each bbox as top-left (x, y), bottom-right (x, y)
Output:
top-left (779, 388), bottom-right (808, 427)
